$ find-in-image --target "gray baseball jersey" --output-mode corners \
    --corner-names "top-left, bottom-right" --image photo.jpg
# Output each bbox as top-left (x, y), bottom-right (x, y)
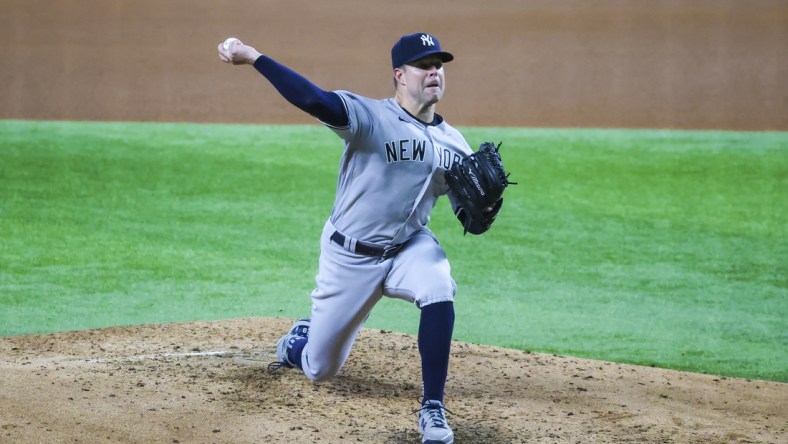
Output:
top-left (327, 90), bottom-right (473, 245)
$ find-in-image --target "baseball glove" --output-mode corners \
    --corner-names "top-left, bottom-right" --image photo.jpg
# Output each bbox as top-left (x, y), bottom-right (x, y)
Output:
top-left (445, 141), bottom-right (516, 235)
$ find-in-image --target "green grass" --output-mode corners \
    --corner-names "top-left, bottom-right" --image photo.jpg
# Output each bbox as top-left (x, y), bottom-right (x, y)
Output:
top-left (1, 120), bottom-right (786, 382)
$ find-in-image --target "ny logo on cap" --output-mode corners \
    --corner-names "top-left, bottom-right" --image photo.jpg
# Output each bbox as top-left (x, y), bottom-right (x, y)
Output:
top-left (420, 34), bottom-right (435, 46)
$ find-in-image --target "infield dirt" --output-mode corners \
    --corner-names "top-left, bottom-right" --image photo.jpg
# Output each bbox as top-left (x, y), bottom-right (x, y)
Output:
top-left (2, 319), bottom-right (786, 443)
top-left (1, 1), bottom-right (787, 443)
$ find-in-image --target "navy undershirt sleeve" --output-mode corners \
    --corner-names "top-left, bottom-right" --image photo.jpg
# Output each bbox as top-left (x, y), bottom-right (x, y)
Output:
top-left (253, 55), bottom-right (348, 127)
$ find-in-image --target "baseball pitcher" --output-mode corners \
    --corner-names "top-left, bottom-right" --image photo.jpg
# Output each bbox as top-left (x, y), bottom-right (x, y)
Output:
top-left (217, 32), bottom-right (513, 444)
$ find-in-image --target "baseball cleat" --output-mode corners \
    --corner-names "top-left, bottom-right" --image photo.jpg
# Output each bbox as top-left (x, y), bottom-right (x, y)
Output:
top-left (417, 399), bottom-right (454, 444)
top-left (267, 318), bottom-right (310, 374)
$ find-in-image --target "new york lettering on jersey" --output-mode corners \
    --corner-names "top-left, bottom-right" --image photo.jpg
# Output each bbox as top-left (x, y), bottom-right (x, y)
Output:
top-left (436, 146), bottom-right (463, 170)
top-left (385, 139), bottom-right (428, 163)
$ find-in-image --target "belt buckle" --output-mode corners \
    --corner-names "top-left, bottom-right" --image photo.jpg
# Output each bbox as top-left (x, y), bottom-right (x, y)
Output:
top-left (381, 244), bottom-right (401, 260)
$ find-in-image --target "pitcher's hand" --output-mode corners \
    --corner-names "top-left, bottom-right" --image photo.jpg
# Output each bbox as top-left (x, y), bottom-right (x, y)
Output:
top-left (217, 38), bottom-right (261, 65)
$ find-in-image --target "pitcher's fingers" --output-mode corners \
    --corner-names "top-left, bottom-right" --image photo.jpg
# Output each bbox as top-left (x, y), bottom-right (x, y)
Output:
top-left (217, 43), bottom-right (230, 62)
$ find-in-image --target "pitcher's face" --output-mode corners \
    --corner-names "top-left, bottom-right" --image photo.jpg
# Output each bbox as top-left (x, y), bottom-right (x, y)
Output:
top-left (398, 55), bottom-right (446, 105)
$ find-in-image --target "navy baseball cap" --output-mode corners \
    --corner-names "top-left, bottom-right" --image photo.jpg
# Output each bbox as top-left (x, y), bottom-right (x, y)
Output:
top-left (391, 32), bottom-right (454, 68)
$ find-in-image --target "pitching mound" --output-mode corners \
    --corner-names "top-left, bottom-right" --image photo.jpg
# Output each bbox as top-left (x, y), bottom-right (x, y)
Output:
top-left (1, 318), bottom-right (785, 443)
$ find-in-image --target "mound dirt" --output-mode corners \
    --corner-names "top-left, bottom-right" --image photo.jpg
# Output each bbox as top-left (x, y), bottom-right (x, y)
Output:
top-left (1, 318), bottom-right (785, 443)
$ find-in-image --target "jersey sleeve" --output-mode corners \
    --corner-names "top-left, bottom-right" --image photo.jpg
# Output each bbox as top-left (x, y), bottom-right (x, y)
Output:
top-left (253, 55), bottom-right (348, 127)
top-left (327, 91), bottom-right (374, 143)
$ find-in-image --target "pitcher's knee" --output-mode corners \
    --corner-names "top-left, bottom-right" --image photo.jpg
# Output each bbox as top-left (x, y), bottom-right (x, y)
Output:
top-left (303, 361), bottom-right (342, 382)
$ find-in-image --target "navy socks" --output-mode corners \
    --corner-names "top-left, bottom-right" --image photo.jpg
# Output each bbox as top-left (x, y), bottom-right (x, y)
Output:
top-left (289, 337), bottom-right (308, 369)
top-left (418, 301), bottom-right (455, 403)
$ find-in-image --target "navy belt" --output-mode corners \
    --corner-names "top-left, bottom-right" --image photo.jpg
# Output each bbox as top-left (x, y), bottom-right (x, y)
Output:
top-left (330, 231), bottom-right (405, 259)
